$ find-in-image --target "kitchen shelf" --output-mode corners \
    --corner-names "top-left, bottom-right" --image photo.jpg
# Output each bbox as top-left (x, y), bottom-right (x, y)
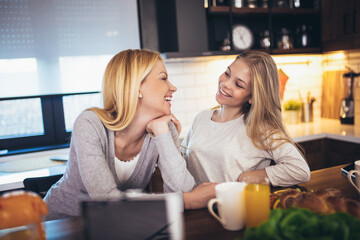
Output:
top-left (272, 47), bottom-right (321, 54)
top-left (206, 2), bottom-right (321, 55)
top-left (161, 48), bottom-right (322, 59)
top-left (208, 6), bottom-right (320, 15)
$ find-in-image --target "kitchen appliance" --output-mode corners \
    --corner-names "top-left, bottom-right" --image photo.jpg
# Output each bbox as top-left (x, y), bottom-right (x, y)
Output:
top-left (340, 71), bottom-right (360, 124)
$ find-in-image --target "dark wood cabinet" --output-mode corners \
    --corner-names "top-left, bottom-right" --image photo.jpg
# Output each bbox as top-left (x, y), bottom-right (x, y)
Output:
top-left (298, 139), bottom-right (326, 171)
top-left (138, 0), bottom-right (208, 55)
top-left (321, 0), bottom-right (360, 51)
top-left (206, 1), bottom-right (321, 54)
top-left (298, 138), bottom-right (360, 171)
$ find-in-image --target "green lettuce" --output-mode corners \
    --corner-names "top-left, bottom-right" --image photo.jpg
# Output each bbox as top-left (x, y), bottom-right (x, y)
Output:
top-left (237, 208), bottom-right (360, 240)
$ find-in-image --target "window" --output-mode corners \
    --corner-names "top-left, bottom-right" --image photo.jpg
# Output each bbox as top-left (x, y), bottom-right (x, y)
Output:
top-left (0, 0), bottom-right (140, 156)
top-left (0, 92), bottom-right (101, 156)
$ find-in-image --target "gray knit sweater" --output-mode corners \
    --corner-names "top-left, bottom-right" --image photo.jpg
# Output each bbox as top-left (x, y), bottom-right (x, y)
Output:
top-left (44, 111), bottom-right (195, 220)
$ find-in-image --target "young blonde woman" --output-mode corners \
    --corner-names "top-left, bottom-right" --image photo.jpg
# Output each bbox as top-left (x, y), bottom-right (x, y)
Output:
top-left (44, 49), bottom-right (216, 220)
top-left (182, 51), bottom-right (310, 187)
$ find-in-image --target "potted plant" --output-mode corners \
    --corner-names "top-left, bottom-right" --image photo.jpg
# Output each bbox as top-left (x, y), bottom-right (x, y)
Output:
top-left (283, 99), bottom-right (302, 124)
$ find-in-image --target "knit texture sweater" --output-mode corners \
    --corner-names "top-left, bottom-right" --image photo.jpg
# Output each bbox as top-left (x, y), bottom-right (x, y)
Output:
top-left (44, 111), bottom-right (195, 220)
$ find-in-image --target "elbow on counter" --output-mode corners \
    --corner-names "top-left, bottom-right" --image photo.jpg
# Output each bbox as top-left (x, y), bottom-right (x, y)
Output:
top-left (294, 164), bottom-right (311, 184)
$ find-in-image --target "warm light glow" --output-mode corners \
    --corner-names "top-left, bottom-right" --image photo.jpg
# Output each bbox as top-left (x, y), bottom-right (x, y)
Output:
top-left (327, 51), bottom-right (346, 61)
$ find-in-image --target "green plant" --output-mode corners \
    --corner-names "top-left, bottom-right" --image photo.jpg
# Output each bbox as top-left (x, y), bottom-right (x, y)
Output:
top-left (284, 100), bottom-right (301, 111)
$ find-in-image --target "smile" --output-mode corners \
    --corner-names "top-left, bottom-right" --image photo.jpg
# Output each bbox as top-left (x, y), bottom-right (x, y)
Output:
top-left (219, 87), bottom-right (231, 97)
top-left (165, 96), bottom-right (172, 102)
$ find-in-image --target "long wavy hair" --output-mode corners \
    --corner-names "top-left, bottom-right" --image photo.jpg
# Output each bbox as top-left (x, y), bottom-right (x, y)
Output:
top-left (89, 49), bottom-right (162, 131)
top-left (237, 51), bottom-right (298, 152)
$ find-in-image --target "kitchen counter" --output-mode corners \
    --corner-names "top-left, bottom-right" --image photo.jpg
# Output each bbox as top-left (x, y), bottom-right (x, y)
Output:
top-left (1, 118), bottom-right (360, 192)
top-left (288, 118), bottom-right (360, 144)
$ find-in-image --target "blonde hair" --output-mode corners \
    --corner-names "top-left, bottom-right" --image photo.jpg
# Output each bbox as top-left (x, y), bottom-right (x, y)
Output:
top-left (89, 49), bottom-right (162, 131)
top-left (236, 51), bottom-right (298, 152)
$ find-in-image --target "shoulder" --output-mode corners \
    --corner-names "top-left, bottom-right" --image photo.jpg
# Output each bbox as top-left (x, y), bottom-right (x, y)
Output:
top-left (193, 110), bottom-right (213, 124)
top-left (73, 110), bottom-right (105, 133)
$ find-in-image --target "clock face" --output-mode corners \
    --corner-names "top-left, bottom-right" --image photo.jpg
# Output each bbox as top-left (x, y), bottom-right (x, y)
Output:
top-left (232, 24), bottom-right (254, 50)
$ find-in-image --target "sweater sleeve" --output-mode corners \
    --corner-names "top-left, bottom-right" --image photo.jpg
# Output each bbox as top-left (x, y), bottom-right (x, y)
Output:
top-left (72, 113), bottom-right (122, 198)
top-left (153, 122), bottom-right (196, 193)
top-left (265, 142), bottom-right (310, 187)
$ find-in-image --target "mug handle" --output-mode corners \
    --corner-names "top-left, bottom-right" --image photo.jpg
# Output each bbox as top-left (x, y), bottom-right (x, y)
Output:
top-left (208, 198), bottom-right (224, 225)
top-left (348, 170), bottom-right (360, 193)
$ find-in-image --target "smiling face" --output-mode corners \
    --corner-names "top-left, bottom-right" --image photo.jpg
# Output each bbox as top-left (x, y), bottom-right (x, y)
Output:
top-left (216, 59), bottom-right (253, 111)
top-left (139, 60), bottom-right (176, 117)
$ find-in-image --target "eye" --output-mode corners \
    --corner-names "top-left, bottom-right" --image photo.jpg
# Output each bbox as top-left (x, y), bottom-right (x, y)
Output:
top-left (235, 82), bottom-right (243, 89)
top-left (161, 77), bottom-right (168, 81)
top-left (225, 71), bottom-right (230, 77)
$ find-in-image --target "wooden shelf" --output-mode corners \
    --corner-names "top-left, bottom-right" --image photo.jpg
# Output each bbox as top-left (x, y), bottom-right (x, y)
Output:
top-left (271, 8), bottom-right (320, 14)
top-left (272, 47), bottom-right (321, 54)
top-left (208, 6), bottom-right (320, 15)
top-left (162, 48), bottom-right (320, 59)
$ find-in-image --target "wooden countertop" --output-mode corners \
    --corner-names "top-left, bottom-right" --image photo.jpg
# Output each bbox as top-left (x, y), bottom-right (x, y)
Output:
top-left (43, 164), bottom-right (359, 240)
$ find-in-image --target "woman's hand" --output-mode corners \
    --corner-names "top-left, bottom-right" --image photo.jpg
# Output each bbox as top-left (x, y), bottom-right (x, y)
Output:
top-left (170, 114), bottom-right (182, 135)
top-left (146, 114), bottom-right (182, 137)
top-left (237, 169), bottom-right (268, 182)
top-left (146, 115), bottom-right (172, 137)
top-left (183, 182), bottom-right (218, 210)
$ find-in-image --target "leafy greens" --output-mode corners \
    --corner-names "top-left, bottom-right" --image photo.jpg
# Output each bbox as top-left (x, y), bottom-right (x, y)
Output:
top-left (238, 207), bottom-right (360, 240)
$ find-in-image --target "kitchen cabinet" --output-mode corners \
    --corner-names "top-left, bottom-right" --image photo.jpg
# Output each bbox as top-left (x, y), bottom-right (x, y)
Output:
top-left (321, 0), bottom-right (360, 51)
top-left (138, 0), bottom-right (208, 55)
top-left (298, 138), bottom-right (360, 171)
top-left (298, 139), bottom-right (326, 171)
top-left (206, 0), bottom-right (321, 54)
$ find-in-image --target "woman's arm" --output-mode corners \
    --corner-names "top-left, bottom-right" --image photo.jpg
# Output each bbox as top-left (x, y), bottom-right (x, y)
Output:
top-left (147, 115), bottom-right (196, 192)
top-left (72, 112), bottom-right (122, 198)
top-left (260, 142), bottom-right (310, 187)
top-left (183, 182), bottom-right (217, 209)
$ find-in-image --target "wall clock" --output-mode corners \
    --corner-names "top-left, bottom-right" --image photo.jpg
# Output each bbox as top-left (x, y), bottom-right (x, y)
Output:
top-left (232, 24), bottom-right (254, 50)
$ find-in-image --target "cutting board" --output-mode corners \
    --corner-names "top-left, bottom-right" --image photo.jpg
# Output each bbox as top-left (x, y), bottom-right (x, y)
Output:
top-left (321, 70), bottom-right (348, 119)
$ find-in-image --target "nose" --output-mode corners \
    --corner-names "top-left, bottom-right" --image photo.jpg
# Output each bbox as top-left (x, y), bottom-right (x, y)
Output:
top-left (168, 81), bottom-right (177, 92)
top-left (221, 78), bottom-right (231, 89)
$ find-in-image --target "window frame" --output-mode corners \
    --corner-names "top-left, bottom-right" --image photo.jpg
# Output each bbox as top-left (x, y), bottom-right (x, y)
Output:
top-left (0, 91), bottom-right (100, 156)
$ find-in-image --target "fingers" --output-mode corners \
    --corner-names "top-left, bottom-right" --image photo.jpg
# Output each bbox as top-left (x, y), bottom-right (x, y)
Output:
top-left (170, 114), bottom-right (182, 135)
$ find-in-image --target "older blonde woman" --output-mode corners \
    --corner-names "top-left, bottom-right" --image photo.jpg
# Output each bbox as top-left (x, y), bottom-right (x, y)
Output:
top-left (44, 49), bottom-right (216, 220)
top-left (182, 51), bottom-right (310, 187)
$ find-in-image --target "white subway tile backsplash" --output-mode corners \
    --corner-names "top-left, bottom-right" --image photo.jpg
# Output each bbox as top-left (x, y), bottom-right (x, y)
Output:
top-left (184, 86), bottom-right (208, 99)
top-left (165, 62), bottom-right (184, 75)
top-left (172, 99), bottom-right (197, 112)
top-left (170, 75), bottom-right (196, 87)
top-left (197, 97), bottom-right (217, 110)
top-left (183, 61), bottom-right (207, 73)
top-left (173, 87), bottom-right (185, 100)
top-left (195, 74), bottom-right (218, 86)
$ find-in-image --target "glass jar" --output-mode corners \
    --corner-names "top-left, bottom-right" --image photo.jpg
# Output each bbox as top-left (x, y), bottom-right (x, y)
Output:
top-left (277, 28), bottom-right (293, 50)
top-left (259, 30), bottom-right (271, 49)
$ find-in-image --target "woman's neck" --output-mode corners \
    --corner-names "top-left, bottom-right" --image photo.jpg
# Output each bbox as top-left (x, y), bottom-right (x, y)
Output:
top-left (212, 106), bottom-right (243, 123)
top-left (114, 110), bottom-right (153, 145)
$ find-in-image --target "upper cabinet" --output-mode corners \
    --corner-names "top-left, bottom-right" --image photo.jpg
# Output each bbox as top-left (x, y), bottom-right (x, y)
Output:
top-left (322, 0), bottom-right (360, 51)
top-left (206, 0), bottom-right (321, 55)
top-left (138, 0), bottom-right (209, 57)
top-left (139, 0), bottom-right (359, 58)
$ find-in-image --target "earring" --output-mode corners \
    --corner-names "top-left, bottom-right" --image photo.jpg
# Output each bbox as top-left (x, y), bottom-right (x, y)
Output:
top-left (139, 93), bottom-right (143, 99)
